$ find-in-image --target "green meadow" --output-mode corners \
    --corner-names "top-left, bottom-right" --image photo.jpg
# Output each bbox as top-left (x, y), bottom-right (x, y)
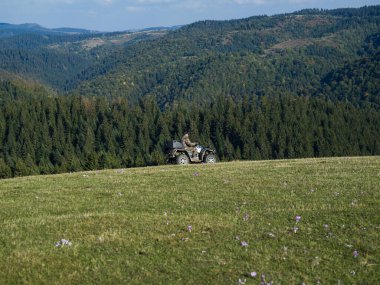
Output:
top-left (0, 157), bottom-right (379, 284)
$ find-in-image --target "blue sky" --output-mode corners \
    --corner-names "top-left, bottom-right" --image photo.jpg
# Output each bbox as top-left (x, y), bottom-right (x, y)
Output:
top-left (1, 0), bottom-right (379, 31)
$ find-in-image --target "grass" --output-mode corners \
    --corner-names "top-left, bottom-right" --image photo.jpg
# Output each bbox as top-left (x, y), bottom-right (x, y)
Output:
top-left (0, 157), bottom-right (379, 284)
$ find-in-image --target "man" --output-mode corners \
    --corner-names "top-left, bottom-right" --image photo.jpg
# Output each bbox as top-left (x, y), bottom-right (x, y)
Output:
top-left (181, 132), bottom-right (198, 154)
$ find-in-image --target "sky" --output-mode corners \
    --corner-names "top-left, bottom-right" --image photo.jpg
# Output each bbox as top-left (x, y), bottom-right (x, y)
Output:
top-left (1, 0), bottom-right (379, 31)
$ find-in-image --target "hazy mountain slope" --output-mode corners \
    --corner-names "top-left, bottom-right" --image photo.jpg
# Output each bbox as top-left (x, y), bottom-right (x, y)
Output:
top-left (0, 71), bottom-right (56, 100)
top-left (73, 6), bottom-right (380, 106)
top-left (0, 27), bottom-right (170, 91)
top-left (0, 23), bottom-right (96, 38)
top-left (320, 51), bottom-right (380, 107)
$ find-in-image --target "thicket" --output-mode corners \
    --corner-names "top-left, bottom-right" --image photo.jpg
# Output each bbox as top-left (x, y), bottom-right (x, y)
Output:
top-left (0, 93), bottom-right (379, 178)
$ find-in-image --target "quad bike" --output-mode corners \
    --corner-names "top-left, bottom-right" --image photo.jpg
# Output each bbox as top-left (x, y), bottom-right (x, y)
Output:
top-left (165, 140), bottom-right (217, 164)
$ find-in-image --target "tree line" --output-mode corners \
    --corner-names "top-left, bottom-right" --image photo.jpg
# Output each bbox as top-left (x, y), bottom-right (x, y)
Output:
top-left (0, 93), bottom-right (379, 178)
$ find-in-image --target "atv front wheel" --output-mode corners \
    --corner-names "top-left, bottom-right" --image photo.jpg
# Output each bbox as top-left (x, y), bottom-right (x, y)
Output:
top-left (176, 154), bottom-right (190, 165)
top-left (204, 154), bottom-right (216, 164)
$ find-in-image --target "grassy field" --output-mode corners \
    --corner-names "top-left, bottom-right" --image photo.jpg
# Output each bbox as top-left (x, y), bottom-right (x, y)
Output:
top-left (0, 157), bottom-right (379, 284)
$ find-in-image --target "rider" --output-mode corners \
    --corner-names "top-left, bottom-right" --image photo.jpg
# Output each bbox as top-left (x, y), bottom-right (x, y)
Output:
top-left (181, 131), bottom-right (198, 156)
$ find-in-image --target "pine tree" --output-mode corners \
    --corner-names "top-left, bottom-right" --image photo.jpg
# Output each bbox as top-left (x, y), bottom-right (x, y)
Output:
top-left (0, 158), bottom-right (12, 178)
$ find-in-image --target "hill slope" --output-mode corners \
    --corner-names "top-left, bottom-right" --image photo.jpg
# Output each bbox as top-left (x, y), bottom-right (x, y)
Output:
top-left (0, 157), bottom-right (379, 284)
top-left (321, 51), bottom-right (380, 107)
top-left (0, 26), bottom-right (170, 91)
top-left (74, 6), bottom-right (380, 107)
top-left (0, 23), bottom-right (96, 38)
top-left (0, 71), bottom-right (56, 100)
top-left (0, 7), bottom-right (378, 107)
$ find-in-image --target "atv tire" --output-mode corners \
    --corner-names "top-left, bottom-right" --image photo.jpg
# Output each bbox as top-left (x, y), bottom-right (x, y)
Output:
top-left (204, 154), bottom-right (216, 164)
top-left (176, 154), bottom-right (190, 165)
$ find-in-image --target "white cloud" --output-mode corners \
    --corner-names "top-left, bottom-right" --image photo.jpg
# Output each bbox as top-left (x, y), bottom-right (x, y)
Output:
top-left (128, 0), bottom-right (204, 10)
top-left (231, 0), bottom-right (314, 4)
top-left (288, 0), bottom-right (313, 3)
top-left (135, 0), bottom-right (176, 3)
top-left (232, 0), bottom-right (271, 4)
top-left (177, 1), bottom-right (203, 9)
top-left (125, 6), bottom-right (146, 12)
top-left (38, 0), bottom-right (78, 3)
top-left (98, 0), bottom-right (114, 6)
top-left (5, 0), bottom-right (115, 5)
top-left (87, 9), bottom-right (98, 16)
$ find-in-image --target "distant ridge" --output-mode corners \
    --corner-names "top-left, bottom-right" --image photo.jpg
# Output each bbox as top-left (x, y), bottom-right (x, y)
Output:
top-left (139, 25), bottom-right (182, 32)
top-left (0, 23), bottom-right (98, 38)
top-left (0, 5), bottom-right (379, 101)
top-left (50, 27), bottom-right (99, 34)
top-left (0, 22), bottom-right (181, 38)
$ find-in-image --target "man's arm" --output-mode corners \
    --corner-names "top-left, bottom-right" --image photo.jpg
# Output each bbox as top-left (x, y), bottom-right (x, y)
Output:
top-left (184, 138), bottom-right (197, 147)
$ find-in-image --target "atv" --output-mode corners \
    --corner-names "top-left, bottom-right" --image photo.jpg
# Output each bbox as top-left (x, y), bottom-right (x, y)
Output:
top-left (165, 140), bottom-right (217, 164)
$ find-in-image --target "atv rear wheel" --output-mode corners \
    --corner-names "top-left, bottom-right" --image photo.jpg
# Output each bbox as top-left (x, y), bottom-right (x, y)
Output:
top-left (204, 153), bottom-right (216, 164)
top-left (176, 154), bottom-right (190, 165)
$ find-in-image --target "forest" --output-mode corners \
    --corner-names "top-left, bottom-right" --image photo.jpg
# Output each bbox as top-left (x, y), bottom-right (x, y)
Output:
top-left (0, 88), bottom-right (379, 178)
top-left (0, 6), bottom-right (379, 178)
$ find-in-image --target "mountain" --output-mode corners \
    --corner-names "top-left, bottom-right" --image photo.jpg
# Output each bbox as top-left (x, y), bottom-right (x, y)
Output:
top-left (0, 25), bottom-right (171, 90)
top-left (0, 23), bottom-right (97, 38)
top-left (50, 27), bottom-right (98, 34)
top-left (0, 72), bottom-right (56, 102)
top-left (0, 6), bottom-right (379, 178)
top-left (1, 6), bottom-right (379, 106)
top-left (321, 51), bottom-right (380, 107)
top-left (72, 6), bottom-right (380, 107)
top-left (0, 22), bottom-right (178, 38)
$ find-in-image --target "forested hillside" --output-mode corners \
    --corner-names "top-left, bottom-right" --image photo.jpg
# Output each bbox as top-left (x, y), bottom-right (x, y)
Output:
top-left (321, 51), bottom-right (380, 107)
top-left (0, 6), bottom-right (379, 178)
top-left (75, 6), bottom-right (380, 107)
top-left (0, 23), bottom-right (95, 38)
top-left (0, 27), bottom-right (169, 90)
